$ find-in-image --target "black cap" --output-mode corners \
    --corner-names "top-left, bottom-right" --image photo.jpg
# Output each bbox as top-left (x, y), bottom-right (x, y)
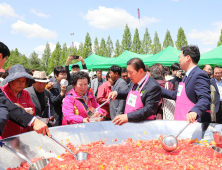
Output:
top-left (71, 64), bottom-right (80, 69)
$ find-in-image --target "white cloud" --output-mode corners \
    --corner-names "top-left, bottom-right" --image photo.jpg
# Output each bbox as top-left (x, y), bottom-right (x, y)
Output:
top-left (31, 9), bottom-right (50, 18)
top-left (201, 48), bottom-right (212, 54)
top-left (83, 6), bottom-right (160, 30)
top-left (11, 20), bottom-right (58, 39)
top-left (0, 3), bottom-right (18, 18)
top-left (188, 20), bottom-right (222, 45)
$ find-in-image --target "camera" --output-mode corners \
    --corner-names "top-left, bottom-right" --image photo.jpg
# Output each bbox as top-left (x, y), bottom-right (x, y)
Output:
top-left (71, 55), bottom-right (79, 59)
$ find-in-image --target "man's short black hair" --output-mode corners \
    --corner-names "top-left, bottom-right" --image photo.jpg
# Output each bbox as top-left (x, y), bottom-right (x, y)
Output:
top-left (213, 66), bottom-right (222, 72)
top-left (121, 68), bottom-right (127, 73)
top-left (0, 42), bottom-right (10, 59)
top-left (109, 65), bottom-right (122, 76)
top-left (71, 71), bottom-right (90, 86)
top-left (181, 45), bottom-right (200, 64)
top-left (170, 63), bottom-right (180, 71)
top-left (54, 66), bottom-right (66, 77)
top-left (127, 58), bottom-right (146, 72)
top-left (96, 69), bottom-right (102, 73)
top-left (203, 64), bottom-right (211, 69)
top-left (106, 71), bottom-right (110, 80)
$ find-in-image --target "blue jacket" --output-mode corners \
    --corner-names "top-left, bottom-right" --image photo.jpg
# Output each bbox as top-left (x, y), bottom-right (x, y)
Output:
top-left (116, 76), bottom-right (161, 122)
top-left (161, 66), bottom-right (211, 122)
top-left (210, 78), bottom-right (220, 114)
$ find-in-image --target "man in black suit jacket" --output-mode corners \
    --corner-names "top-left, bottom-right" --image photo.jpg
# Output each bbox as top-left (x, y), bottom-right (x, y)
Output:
top-left (108, 58), bottom-right (161, 125)
top-left (161, 45), bottom-right (211, 123)
top-left (0, 42), bottom-right (51, 137)
top-left (210, 66), bottom-right (222, 123)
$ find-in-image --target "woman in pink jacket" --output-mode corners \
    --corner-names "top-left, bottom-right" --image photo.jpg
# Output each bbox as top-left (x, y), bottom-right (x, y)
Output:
top-left (62, 71), bottom-right (104, 124)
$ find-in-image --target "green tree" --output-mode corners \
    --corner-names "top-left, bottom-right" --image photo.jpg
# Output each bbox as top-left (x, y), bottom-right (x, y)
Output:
top-left (114, 39), bottom-right (121, 57)
top-left (106, 35), bottom-right (113, 57)
top-left (98, 38), bottom-right (107, 56)
top-left (48, 42), bottom-right (62, 74)
top-left (163, 29), bottom-right (174, 49)
top-left (131, 28), bottom-right (141, 53)
top-left (29, 51), bottom-right (42, 71)
top-left (218, 30), bottom-right (222, 47)
top-left (175, 27), bottom-right (188, 50)
top-left (121, 24), bottom-right (132, 52)
top-left (60, 43), bottom-right (68, 66)
top-left (41, 42), bottom-right (51, 74)
top-left (151, 31), bottom-right (162, 54)
top-left (93, 37), bottom-right (99, 55)
top-left (3, 48), bottom-right (20, 69)
top-left (140, 28), bottom-right (152, 54)
top-left (82, 32), bottom-right (92, 58)
top-left (20, 54), bottom-right (29, 69)
top-left (78, 43), bottom-right (84, 57)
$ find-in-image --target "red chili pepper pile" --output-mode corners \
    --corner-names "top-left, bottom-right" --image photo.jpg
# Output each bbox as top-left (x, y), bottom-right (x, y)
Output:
top-left (7, 135), bottom-right (222, 170)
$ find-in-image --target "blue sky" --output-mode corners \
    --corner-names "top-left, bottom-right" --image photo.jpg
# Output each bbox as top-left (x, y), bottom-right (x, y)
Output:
top-left (0, 0), bottom-right (222, 59)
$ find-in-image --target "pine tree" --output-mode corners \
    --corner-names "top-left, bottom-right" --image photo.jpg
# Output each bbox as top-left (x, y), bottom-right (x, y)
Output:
top-left (82, 32), bottom-right (92, 58)
top-left (121, 24), bottom-right (132, 52)
top-left (151, 31), bottom-right (162, 54)
top-left (98, 38), bottom-right (107, 56)
top-left (93, 37), bottom-right (99, 54)
top-left (48, 42), bottom-right (62, 74)
top-left (217, 30), bottom-right (222, 47)
top-left (29, 51), bottom-right (42, 71)
top-left (78, 43), bottom-right (84, 57)
top-left (114, 39), bottom-right (121, 57)
top-left (175, 27), bottom-right (188, 50)
top-left (140, 28), bottom-right (152, 54)
top-left (3, 48), bottom-right (20, 69)
top-left (41, 42), bottom-right (51, 74)
top-left (131, 28), bottom-right (141, 53)
top-left (60, 43), bottom-right (68, 66)
top-left (20, 54), bottom-right (29, 69)
top-left (106, 35), bottom-right (113, 57)
top-left (163, 29), bottom-right (174, 49)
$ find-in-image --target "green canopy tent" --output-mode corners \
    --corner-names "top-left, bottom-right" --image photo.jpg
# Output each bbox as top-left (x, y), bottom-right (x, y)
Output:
top-left (143, 46), bottom-right (181, 66)
top-left (198, 45), bottom-right (222, 67)
top-left (105, 50), bottom-right (153, 68)
top-left (68, 54), bottom-right (115, 70)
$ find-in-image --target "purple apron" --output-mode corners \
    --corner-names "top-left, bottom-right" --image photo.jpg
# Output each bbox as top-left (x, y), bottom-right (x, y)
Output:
top-left (124, 75), bottom-right (155, 120)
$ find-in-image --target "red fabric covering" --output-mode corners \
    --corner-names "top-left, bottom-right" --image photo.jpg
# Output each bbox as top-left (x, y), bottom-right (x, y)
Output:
top-left (0, 84), bottom-right (35, 139)
top-left (97, 81), bottom-right (112, 118)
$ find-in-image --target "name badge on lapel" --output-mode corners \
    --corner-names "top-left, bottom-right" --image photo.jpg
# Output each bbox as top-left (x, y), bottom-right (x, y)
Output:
top-left (127, 93), bottom-right (137, 107)
top-left (177, 85), bottom-right (183, 96)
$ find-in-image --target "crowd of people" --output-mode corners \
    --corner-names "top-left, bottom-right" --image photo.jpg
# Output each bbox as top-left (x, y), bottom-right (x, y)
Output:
top-left (0, 41), bottom-right (219, 140)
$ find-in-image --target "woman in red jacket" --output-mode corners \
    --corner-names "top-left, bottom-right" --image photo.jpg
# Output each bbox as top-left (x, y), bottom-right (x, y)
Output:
top-left (0, 64), bottom-right (36, 139)
top-left (97, 72), bottom-right (114, 120)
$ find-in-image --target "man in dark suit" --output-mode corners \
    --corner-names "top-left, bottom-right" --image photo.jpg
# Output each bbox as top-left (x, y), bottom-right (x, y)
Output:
top-left (108, 59), bottom-right (161, 125)
top-left (25, 71), bottom-right (62, 126)
top-left (0, 42), bottom-right (51, 137)
top-left (210, 66), bottom-right (222, 123)
top-left (161, 45), bottom-right (211, 123)
top-left (109, 65), bottom-right (128, 120)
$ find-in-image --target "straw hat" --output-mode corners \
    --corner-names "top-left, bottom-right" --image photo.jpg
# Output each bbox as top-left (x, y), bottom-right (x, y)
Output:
top-left (2, 64), bottom-right (35, 85)
top-left (33, 71), bottom-right (50, 83)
